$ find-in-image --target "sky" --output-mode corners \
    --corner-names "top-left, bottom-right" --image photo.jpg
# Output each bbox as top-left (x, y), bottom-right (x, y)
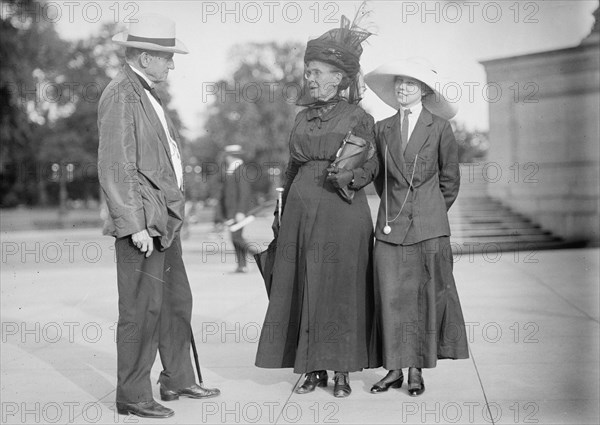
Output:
top-left (47, 0), bottom-right (599, 138)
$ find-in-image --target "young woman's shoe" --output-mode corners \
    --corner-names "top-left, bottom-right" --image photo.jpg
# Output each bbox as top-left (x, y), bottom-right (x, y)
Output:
top-left (407, 367), bottom-right (425, 396)
top-left (370, 370), bottom-right (404, 393)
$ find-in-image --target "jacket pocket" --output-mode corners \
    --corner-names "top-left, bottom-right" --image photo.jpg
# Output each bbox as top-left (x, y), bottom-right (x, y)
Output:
top-left (139, 183), bottom-right (168, 238)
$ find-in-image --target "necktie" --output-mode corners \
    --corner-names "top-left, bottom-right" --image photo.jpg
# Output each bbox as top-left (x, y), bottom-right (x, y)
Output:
top-left (135, 73), bottom-right (162, 105)
top-left (401, 108), bottom-right (411, 154)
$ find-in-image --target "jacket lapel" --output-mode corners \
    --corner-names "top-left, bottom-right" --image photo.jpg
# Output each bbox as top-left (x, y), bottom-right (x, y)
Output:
top-left (123, 65), bottom-right (175, 170)
top-left (164, 111), bottom-right (182, 153)
top-left (163, 112), bottom-right (185, 191)
top-left (404, 107), bottom-right (433, 161)
top-left (382, 112), bottom-right (410, 183)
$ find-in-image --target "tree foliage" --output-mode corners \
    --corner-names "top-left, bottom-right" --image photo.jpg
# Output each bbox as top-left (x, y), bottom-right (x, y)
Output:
top-left (189, 41), bottom-right (305, 200)
top-left (451, 122), bottom-right (489, 163)
top-left (1, 0), bottom-right (70, 205)
top-left (0, 1), bottom-right (184, 207)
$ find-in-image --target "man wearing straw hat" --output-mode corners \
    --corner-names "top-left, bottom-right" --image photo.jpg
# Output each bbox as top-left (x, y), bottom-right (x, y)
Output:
top-left (98, 14), bottom-right (219, 419)
top-left (364, 58), bottom-right (469, 397)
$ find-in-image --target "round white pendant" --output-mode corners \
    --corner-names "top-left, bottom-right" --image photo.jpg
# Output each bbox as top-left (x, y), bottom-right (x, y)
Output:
top-left (383, 225), bottom-right (392, 235)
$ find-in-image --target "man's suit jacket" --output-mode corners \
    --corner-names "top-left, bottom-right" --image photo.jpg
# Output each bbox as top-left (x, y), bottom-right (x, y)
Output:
top-left (98, 64), bottom-right (184, 250)
top-left (373, 107), bottom-right (460, 245)
top-left (220, 167), bottom-right (252, 220)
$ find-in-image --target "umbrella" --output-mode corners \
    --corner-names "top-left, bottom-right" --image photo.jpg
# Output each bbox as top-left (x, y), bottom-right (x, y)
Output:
top-left (254, 188), bottom-right (283, 298)
top-left (254, 239), bottom-right (277, 298)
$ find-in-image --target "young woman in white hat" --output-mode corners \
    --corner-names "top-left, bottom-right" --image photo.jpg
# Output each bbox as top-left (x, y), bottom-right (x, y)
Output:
top-left (364, 58), bottom-right (469, 396)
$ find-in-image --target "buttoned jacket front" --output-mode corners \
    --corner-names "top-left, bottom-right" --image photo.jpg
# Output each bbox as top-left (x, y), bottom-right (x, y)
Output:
top-left (373, 107), bottom-right (460, 245)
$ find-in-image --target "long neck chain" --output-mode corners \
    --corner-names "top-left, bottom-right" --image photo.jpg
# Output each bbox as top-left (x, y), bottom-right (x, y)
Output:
top-left (384, 145), bottom-right (418, 231)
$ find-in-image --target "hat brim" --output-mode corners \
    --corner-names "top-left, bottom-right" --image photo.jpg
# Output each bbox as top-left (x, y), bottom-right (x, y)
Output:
top-left (365, 60), bottom-right (458, 120)
top-left (112, 32), bottom-right (189, 54)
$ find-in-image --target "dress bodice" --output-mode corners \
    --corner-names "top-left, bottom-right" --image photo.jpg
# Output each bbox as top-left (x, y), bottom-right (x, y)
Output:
top-left (289, 100), bottom-right (374, 164)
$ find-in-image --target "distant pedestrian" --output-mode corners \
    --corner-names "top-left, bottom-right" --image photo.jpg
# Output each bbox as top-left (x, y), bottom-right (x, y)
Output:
top-left (219, 144), bottom-right (254, 273)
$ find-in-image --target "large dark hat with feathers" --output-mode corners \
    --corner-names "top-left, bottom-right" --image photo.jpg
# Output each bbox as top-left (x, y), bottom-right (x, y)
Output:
top-left (304, 2), bottom-right (372, 78)
top-left (304, 14), bottom-right (372, 79)
top-left (302, 2), bottom-right (374, 104)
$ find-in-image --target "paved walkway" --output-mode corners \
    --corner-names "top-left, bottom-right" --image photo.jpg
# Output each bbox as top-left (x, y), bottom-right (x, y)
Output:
top-left (1, 217), bottom-right (598, 424)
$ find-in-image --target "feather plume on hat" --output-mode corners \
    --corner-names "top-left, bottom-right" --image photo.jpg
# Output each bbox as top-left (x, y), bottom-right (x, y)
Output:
top-left (304, 2), bottom-right (374, 79)
top-left (300, 2), bottom-right (376, 105)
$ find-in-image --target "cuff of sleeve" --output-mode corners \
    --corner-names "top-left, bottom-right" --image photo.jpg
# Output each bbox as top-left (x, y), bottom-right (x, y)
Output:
top-left (350, 169), bottom-right (362, 188)
top-left (112, 208), bottom-right (145, 238)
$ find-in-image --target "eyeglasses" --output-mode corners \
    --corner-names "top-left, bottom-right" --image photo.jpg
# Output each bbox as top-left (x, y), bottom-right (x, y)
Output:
top-left (304, 69), bottom-right (337, 79)
top-left (148, 53), bottom-right (174, 64)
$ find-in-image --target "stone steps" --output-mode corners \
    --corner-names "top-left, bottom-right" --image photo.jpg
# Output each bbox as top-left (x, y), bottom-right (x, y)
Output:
top-left (448, 164), bottom-right (584, 252)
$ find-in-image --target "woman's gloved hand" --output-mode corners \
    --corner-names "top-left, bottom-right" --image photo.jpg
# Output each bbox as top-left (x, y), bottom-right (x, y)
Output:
top-left (326, 166), bottom-right (354, 189)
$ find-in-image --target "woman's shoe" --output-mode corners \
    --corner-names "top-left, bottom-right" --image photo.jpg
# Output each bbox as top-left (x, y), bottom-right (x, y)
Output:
top-left (333, 372), bottom-right (351, 398)
top-left (370, 370), bottom-right (404, 393)
top-left (407, 367), bottom-right (425, 396)
top-left (295, 370), bottom-right (328, 394)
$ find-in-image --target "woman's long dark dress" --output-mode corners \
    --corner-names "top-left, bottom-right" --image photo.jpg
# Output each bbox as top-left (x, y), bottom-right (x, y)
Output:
top-left (255, 100), bottom-right (379, 373)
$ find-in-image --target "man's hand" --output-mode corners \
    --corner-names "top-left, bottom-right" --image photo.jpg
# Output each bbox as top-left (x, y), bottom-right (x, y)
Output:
top-left (131, 229), bottom-right (154, 257)
top-left (326, 166), bottom-right (354, 189)
top-left (235, 212), bottom-right (246, 223)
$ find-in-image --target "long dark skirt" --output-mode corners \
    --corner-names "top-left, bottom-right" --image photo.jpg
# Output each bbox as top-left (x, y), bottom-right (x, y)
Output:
top-left (255, 160), bottom-right (377, 373)
top-left (373, 236), bottom-right (469, 369)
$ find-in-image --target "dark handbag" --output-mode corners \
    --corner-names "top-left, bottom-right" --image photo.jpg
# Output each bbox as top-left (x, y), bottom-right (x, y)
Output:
top-left (254, 239), bottom-right (277, 298)
top-left (331, 131), bottom-right (375, 203)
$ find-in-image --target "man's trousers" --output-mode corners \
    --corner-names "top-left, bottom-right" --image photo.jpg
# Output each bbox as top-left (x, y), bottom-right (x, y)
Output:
top-left (231, 228), bottom-right (249, 268)
top-left (114, 235), bottom-right (196, 403)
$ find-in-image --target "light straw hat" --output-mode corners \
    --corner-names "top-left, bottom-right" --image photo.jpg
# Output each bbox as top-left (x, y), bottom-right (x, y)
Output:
top-left (112, 14), bottom-right (189, 54)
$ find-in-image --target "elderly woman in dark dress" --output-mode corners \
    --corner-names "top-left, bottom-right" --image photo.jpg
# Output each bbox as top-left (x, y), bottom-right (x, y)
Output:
top-left (255, 17), bottom-right (379, 398)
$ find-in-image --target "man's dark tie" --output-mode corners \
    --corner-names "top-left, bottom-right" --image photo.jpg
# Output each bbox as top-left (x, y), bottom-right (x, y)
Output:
top-left (401, 108), bottom-right (411, 154)
top-left (135, 74), bottom-right (162, 106)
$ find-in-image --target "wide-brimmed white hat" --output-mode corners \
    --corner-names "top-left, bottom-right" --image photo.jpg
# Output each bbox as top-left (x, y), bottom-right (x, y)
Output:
top-left (365, 57), bottom-right (457, 120)
top-left (112, 14), bottom-right (189, 54)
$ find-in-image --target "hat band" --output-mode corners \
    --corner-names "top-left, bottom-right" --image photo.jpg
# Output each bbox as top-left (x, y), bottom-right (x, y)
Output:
top-left (127, 34), bottom-right (176, 47)
top-left (304, 44), bottom-right (360, 78)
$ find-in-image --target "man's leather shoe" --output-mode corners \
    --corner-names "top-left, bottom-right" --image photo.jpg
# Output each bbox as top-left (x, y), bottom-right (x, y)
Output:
top-left (408, 367), bottom-right (425, 396)
top-left (333, 372), bottom-right (351, 398)
top-left (295, 370), bottom-right (328, 394)
top-left (160, 383), bottom-right (221, 401)
top-left (116, 400), bottom-right (174, 418)
top-left (370, 370), bottom-right (404, 393)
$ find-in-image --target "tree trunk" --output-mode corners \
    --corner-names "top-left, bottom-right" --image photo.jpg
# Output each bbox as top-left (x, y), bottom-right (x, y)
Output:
top-left (37, 174), bottom-right (48, 206)
top-left (58, 171), bottom-right (68, 227)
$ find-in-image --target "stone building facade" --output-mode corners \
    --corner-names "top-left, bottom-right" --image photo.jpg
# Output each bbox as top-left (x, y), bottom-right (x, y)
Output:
top-left (480, 9), bottom-right (600, 244)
